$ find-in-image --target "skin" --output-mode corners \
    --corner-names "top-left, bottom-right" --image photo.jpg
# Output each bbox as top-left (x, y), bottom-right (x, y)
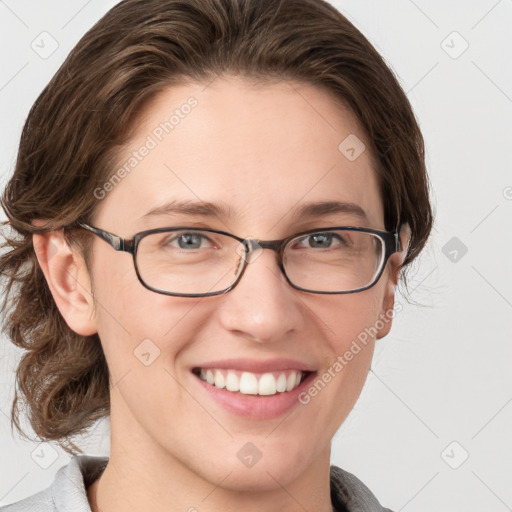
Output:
top-left (33, 75), bottom-right (407, 512)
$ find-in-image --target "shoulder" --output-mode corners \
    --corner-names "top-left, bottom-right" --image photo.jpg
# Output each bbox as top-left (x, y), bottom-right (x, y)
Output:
top-left (1, 455), bottom-right (108, 512)
top-left (330, 465), bottom-right (394, 512)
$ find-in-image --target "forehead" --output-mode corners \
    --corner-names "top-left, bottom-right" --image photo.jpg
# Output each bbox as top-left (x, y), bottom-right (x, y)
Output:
top-left (94, 76), bottom-right (384, 235)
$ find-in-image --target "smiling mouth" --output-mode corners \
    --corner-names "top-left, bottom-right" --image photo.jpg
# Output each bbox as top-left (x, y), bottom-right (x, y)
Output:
top-left (192, 367), bottom-right (312, 396)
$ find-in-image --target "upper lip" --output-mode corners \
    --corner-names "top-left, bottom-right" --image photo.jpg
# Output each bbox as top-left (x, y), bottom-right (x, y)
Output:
top-left (192, 358), bottom-right (316, 373)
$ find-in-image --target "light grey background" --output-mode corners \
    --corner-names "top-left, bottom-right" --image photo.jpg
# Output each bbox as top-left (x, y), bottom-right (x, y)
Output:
top-left (1, 1), bottom-right (511, 511)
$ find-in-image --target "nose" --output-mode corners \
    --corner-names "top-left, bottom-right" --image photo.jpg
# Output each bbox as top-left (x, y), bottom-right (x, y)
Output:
top-left (217, 245), bottom-right (303, 344)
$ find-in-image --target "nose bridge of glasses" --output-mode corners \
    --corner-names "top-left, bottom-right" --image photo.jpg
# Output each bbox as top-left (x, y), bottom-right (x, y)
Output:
top-left (239, 237), bottom-right (284, 264)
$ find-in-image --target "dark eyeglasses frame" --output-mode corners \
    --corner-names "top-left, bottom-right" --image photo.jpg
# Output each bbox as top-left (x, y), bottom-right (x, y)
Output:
top-left (77, 222), bottom-right (402, 297)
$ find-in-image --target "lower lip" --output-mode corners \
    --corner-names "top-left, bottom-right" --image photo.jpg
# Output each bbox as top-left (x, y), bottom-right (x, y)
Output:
top-left (192, 371), bottom-right (317, 420)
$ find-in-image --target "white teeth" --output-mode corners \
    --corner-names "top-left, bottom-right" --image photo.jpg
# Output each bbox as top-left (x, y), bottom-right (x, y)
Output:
top-left (197, 368), bottom-right (306, 395)
top-left (214, 370), bottom-right (225, 389)
top-left (258, 373), bottom-right (277, 395)
top-left (225, 371), bottom-right (240, 392)
top-left (276, 373), bottom-right (287, 392)
top-left (286, 373), bottom-right (296, 392)
top-left (239, 372), bottom-right (258, 394)
top-left (206, 369), bottom-right (215, 385)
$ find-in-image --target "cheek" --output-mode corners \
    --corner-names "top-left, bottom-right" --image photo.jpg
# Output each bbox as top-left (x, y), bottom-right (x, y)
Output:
top-left (283, 291), bottom-right (385, 456)
top-left (305, 287), bottom-right (388, 403)
top-left (316, 285), bottom-right (386, 351)
top-left (89, 251), bottom-right (192, 373)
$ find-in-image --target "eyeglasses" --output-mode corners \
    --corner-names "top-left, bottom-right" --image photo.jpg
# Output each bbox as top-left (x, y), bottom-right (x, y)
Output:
top-left (78, 223), bottom-right (402, 297)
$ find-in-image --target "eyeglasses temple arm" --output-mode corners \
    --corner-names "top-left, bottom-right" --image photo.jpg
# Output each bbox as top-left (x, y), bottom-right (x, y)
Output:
top-left (78, 222), bottom-right (127, 252)
top-left (395, 232), bottom-right (402, 252)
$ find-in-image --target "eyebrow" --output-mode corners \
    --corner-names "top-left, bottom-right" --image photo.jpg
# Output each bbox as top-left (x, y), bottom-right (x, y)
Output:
top-left (142, 199), bottom-right (369, 224)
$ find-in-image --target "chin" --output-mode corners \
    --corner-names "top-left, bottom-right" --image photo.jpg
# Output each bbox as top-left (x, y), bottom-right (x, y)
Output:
top-left (203, 440), bottom-right (317, 492)
top-left (215, 460), bottom-right (309, 493)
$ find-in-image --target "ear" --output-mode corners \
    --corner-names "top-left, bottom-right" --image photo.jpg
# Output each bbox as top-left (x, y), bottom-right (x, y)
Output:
top-left (376, 223), bottom-right (411, 339)
top-left (32, 225), bottom-right (97, 336)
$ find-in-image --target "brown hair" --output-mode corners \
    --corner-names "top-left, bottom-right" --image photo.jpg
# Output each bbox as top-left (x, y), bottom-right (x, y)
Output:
top-left (1, 0), bottom-right (432, 455)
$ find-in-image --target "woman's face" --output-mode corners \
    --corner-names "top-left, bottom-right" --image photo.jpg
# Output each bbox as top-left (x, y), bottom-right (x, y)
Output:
top-left (85, 76), bottom-right (400, 489)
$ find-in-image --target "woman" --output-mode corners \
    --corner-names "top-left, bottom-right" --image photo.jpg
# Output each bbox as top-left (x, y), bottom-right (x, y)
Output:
top-left (0, 0), bottom-right (432, 511)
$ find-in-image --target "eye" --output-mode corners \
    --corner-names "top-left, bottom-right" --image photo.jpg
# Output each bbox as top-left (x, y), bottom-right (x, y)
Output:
top-left (293, 231), bottom-right (350, 250)
top-left (164, 231), bottom-right (214, 250)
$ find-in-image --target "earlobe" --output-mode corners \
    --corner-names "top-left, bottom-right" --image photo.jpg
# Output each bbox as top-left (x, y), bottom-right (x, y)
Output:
top-left (32, 229), bottom-right (97, 336)
top-left (376, 286), bottom-right (395, 340)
